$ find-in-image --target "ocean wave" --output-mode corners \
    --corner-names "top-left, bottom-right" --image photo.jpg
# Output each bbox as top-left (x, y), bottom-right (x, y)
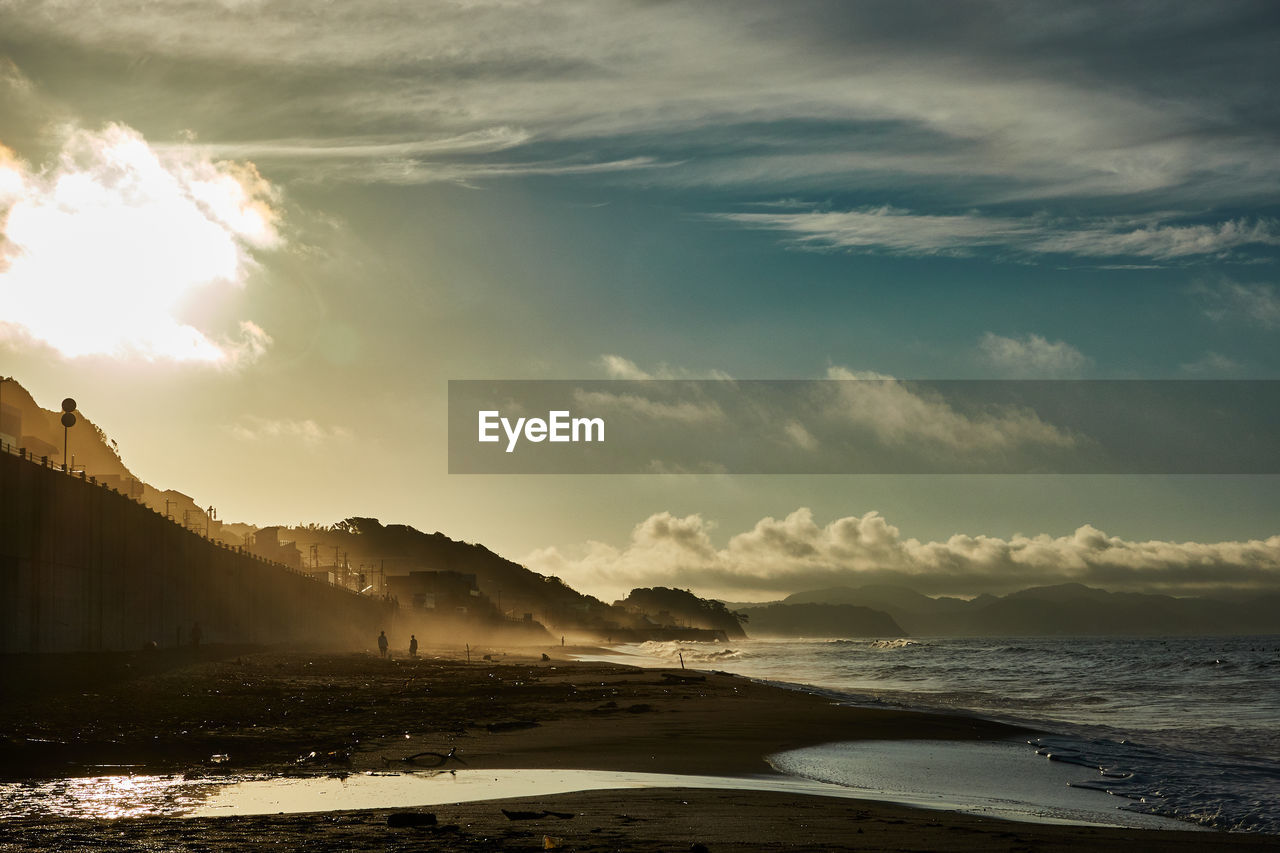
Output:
top-left (1033, 734), bottom-right (1280, 833)
top-left (636, 640), bottom-right (744, 663)
top-left (870, 638), bottom-right (925, 650)
top-left (642, 634), bottom-right (1279, 832)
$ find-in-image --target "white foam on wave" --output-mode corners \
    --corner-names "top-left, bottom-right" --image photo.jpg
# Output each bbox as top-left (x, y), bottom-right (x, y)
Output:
top-left (635, 640), bottom-right (744, 663)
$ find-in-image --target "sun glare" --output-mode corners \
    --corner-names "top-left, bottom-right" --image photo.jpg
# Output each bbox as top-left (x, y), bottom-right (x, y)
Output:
top-left (0, 124), bottom-right (280, 363)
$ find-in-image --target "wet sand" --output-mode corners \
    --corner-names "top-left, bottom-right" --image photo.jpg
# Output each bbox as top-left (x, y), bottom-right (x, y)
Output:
top-left (1, 645), bottom-right (1277, 851)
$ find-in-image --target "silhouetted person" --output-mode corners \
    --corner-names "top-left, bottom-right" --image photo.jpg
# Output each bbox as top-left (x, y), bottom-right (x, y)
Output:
top-left (191, 622), bottom-right (203, 648)
top-left (409, 635), bottom-right (418, 657)
top-left (378, 630), bottom-right (388, 657)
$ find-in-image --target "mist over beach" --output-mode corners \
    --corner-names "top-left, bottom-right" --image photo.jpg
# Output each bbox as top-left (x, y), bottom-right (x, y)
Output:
top-left (2, 1), bottom-right (1280, 850)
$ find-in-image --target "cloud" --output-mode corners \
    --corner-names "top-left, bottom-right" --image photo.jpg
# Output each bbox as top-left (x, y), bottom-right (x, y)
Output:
top-left (6, 2), bottom-right (1279, 205)
top-left (1197, 280), bottom-right (1280, 329)
top-left (572, 389), bottom-right (725, 425)
top-left (782, 419), bottom-right (818, 451)
top-left (227, 416), bottom-right (353, 445)
top-left (574, 361), bottom-right (1080, 468)
top-left (598, 354), bottom-right (733, 380)
top-left (1029, 219), bottom-right (1280, 260)
top-left (715, 206), bottom-right (1036, 255)
top-left (586, 359), bottom-right (1077, 460)
top-left (599, 355), bottom-right (654, 380)
top-left (0, 123), bottom-right (281, 364)
top-left (713, 207), bottom-right (1280, 262)
top-left (1179, 351), bottom-right (1243, 377)
top-left (284, 154), bottom-right (669, 187)
top-left (821, 366), bottom-right (1076, 453)
top-left (978, 333), bottom-right (1089, 377)
top-left (526, 507), bottom-right (1280, 601)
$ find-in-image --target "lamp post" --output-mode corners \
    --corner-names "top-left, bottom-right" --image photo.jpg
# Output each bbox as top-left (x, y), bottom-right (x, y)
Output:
top-left (60, 398), bottom-right (76, 473)
top-left (0, 376), bottom-right (9, 450)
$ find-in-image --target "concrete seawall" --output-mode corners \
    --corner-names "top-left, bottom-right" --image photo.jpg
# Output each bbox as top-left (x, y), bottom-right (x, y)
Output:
top-left (0, 448), bottom-right (397, 653)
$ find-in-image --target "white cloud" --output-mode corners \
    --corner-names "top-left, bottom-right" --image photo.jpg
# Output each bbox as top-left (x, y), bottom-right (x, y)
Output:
top-left (782, 419), bottom-right (818, 451)
top-left (598, 354), bottom-right (733, 380)
top-left (527, 507), bottom-right (1280, 601)
top-left (0, 124), bottom-right (281, 364)
top-left (714, 206), bottom-right (1033, 255)
top-left (713, 207), bottom-right (1280, 262)
top-left (227, 416), bottom-right (353, 445)
top-left (978, 333), bottom-right (1089, 377)
top-left (587, 359), bottom-right (1077, 462)
top-left (822, 366), bottom-right (1076, 453)
top-left (1029, 218), bottom-right (1280, 259)
top-left (599, 355), bottom-right (653, 380)
top-left (8, 2), bottom-right (1278, 203)
top-left (572, 389), bottom-right (725, 425)
top-left (1197, 280), bottom-right (1280, 329)
top-left (1179, 351), bottom-right (1243, 377)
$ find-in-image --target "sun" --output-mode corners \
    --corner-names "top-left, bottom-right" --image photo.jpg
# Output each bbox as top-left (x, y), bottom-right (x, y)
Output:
top-left (0, 124), bottom-right (279, 364)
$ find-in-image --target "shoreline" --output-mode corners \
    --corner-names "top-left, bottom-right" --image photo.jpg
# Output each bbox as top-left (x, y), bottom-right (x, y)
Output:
top-left (2, 645), bottom-right (1277, 850)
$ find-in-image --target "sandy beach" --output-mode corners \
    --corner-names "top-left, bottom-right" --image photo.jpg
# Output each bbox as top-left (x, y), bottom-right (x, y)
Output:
top-left (1, 645), bottom-right (1277, 851)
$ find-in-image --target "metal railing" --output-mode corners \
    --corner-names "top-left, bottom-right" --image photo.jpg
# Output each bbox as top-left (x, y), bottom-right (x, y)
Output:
top-left (0, 439), bottom-right (387, 603)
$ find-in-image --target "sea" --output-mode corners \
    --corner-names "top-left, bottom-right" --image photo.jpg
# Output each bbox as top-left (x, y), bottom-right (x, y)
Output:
top-left (608, 634), bottom-right (1280, 833)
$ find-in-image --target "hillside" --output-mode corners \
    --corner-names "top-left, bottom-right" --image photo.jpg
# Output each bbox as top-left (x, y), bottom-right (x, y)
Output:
top-left (1, 381), bottom-right (245, 546)
top-left (614, 587), bottom-right (747, 638)
top-left (2, 380), bottom-right (735, 640)
top-left (279, 517), bottom-right (626, 634)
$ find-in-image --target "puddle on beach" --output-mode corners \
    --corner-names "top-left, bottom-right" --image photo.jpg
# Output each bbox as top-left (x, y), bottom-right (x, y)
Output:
top-left (0, 741), bottom-right (1199, 831)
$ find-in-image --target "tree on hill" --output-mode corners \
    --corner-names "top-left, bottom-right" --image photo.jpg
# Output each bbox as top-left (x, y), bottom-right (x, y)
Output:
top-left (615, 587), bottom-right (748, 638)
top-left (286, 517), bottom-right (627, 633)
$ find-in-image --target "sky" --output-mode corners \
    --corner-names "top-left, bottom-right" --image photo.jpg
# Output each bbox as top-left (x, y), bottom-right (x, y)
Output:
top-left (1, 0), bottom-right (1278, 601)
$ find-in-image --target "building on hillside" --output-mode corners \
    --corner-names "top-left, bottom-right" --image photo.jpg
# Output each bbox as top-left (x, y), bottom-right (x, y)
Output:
top-left (386, 570), bottom-right (481, 613)
top-left (248, 526), bottom-right (304, 570)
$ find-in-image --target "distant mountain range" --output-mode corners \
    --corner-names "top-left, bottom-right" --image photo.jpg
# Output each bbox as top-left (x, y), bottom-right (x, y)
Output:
top-left (727, 583), bottom-right (1278, 637)
top-left (734, 602), bottom-right (905, 638)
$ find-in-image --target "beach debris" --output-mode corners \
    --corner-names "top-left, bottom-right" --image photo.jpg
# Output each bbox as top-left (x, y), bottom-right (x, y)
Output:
top-left (296, 748), bottom-right (352, 765)
top-left (387, 811), bottom-right (437, 828)
top-left (690, 844), bottom-right (711, 853)
top-left (541, 653), bottom-right (551, 661)
top-left (502, 809), bottom-right (575, 821)
top-left (208, 753), bottom-right (229, 764)
top-left (626, 703), bottom-right (654, 714)
top-left (542, 835), bottom-right (563, 849)
top-left (661, 672), bottom-right (705, 684)
top-left (387, 746), bottom-right (466, 767)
